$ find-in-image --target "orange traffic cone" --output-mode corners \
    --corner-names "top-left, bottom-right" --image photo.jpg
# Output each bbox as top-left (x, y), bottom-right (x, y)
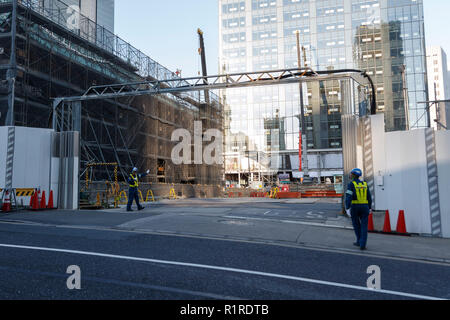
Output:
top-left (32, 190), bottom-right (40, 211)
top-left (40, 191), bottom-right (46, 210)
top-left (383, 210), bottom-right (392, 233)
top-left (47, 190), bottom-right (54, 209)
top-left (396, 210), bottom-right (407, 234)
top-left (29, 191), bottom-right (36, 208)
top-left (368, 211), bottom-right (375, 232)
top-left (2, 190), bottom-right (12, 213)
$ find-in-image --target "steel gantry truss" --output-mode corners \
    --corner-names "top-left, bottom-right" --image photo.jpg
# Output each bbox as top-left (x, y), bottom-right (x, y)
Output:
top-left (53, 67), bottom-right (376, 108)
top-left (52, 67), bottom-right (376, 188)
top-left (53, 67), bottom-right (376, 132)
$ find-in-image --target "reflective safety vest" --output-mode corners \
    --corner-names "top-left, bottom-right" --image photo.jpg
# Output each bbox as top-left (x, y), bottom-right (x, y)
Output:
top-left (352, 181), bottom-right (369, 205)
top-left (129, 174), bottom-right (139, 188)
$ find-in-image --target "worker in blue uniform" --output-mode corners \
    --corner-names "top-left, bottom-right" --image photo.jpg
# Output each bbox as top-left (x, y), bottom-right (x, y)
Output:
top-left (345, 168), bottom-right (372, 250)
top-left (127, 167), bottom-right (150, 212)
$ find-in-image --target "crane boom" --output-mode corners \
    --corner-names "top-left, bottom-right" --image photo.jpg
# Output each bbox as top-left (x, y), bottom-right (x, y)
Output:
top-left (197, 28), bottom-right (210, 104)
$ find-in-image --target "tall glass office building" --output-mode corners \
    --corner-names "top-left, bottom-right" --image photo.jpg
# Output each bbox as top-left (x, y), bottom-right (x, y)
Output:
top-left (43, 0), bottom-right (115, 32)
top-left (219, 0), bottom-right (428, 186)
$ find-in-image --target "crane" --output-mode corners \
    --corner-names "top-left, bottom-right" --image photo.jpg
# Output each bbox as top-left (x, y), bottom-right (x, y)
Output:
top-left (197, 28), bottom-right (210, 104)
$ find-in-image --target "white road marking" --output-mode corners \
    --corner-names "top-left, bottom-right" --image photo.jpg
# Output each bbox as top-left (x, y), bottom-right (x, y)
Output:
top-left (0, 243), bottom-right (444, 300)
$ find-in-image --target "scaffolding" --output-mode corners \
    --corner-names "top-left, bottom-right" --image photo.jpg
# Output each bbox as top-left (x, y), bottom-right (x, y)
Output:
top-left (0, 0), bottom-right (224, 187)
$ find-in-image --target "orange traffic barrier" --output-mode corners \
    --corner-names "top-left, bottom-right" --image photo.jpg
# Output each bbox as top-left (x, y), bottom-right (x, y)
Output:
top-left (382, 210), bottom-right (392, 233)
top-left (396, 210), bottom-right (407, 234)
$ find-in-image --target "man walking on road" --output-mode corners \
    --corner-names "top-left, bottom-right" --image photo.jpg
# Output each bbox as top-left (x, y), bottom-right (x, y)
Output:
top-left (345, 168), bottom-right (373, 251)
top-left (127, 167), bottom-right (150, 212)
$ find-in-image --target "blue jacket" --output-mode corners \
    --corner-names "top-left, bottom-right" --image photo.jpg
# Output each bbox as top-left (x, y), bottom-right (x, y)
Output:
top-left (345, 178), bottom-right (372, 210)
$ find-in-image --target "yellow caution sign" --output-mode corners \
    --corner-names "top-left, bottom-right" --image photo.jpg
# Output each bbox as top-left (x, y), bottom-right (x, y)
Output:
top-left (16, 189), bottom-right (35, 197)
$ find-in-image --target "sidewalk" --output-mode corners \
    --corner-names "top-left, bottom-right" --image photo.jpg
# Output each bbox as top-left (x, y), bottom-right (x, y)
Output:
top-left (0, 199), bottom-right (449, 264)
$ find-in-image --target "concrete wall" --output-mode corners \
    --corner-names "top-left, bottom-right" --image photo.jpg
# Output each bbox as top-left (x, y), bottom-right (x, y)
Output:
top-left (436, 131), bottom-right (450, 237)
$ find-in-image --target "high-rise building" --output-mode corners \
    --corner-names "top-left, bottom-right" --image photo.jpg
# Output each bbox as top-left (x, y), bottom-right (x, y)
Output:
top-left (426, 46), bottom-right (450, 130)
top-left (43, 0), bottom-right (115, 32)
top-left (219, 0), bottom-right (428, 185)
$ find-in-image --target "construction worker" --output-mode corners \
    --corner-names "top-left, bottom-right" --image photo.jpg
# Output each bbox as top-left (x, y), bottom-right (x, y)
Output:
top-left (345, 168), bottom-right (373, 251)
top-left (127, 167), bottom-right (150, 212)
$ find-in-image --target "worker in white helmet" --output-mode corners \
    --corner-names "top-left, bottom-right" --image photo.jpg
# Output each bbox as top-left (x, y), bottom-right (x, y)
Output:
top-left (127, 167), bottom-right (150, 212)
top-left (345, 168), bottom-right (373, 251)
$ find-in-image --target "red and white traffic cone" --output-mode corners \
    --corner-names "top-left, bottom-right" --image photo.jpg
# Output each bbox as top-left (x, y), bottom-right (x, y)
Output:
top-left (2, 190), bottom-right (12, 213)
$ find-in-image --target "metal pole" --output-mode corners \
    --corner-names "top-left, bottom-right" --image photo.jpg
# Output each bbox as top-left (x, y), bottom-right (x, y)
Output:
top-left (434, 82), bottom-right (441, 130)
top-left (401, 65), bottom-right (410, 130)
top-left (6, 0), bottom-right (18, 126)
top-left (296, 31), bottom-right (309, 177)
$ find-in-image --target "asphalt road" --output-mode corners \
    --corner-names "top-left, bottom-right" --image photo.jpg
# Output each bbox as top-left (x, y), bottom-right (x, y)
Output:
top-left (0, 221), bottom-right (449, 300)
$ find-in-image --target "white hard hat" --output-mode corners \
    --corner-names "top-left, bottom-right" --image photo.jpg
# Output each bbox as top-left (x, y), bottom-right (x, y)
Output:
top-left (132, 167), bottom-right (138, 172)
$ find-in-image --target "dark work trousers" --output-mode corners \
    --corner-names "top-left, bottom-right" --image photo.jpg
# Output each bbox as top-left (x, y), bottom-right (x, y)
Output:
top-left (127, 187), bottom-right (141, 211)
top-left (351, 204), bottom-right (370, 248)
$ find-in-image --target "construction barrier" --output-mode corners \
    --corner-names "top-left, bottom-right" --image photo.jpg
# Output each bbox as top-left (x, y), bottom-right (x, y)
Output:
top-left (118, 190), bottom-right (128, 205)
top-left (15, 189), bottom-right (35, 197)
top-left (169, 188), bottom-right (177, 200)
top-left (301, 190), bottom-right (343, 198)
top-left (146, 190), bottom-right (155, 202)
top-left (276, 192), bottom-right (302, 199)
top-left (250, 192), bottom-right (266, 198)
top-left (138, 189), bottom-right (144, 203)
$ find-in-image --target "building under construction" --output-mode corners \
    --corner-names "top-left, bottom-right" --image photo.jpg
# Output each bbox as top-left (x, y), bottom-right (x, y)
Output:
top-left (0, 0), bottom-right (224, 189)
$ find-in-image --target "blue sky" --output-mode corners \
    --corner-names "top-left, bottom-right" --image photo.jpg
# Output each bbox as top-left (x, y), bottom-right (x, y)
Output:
top-left (115, 0), bottom-right (450, 77)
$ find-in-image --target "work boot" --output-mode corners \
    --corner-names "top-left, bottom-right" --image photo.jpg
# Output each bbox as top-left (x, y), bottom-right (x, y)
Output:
top-left (138, 206), bottom-right (145, 211)
top-left (353, 242), bottom-right (360, 247)
top-left (127, 208), bottom-right (133, 212)
top-left (360, 246), bottom-right (367, 251)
